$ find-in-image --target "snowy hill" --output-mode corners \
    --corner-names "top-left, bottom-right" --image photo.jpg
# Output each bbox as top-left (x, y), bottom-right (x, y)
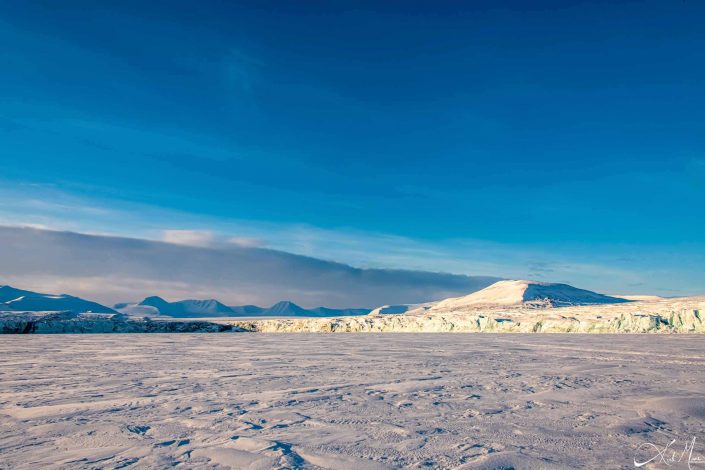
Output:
top-left (432, 280), bottom-right (629, 311)
top-left (0, 285), bottom-right (115, 313)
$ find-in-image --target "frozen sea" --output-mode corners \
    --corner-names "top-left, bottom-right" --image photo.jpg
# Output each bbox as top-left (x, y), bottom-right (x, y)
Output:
top-left (1, 333), bottom-right (704, 469)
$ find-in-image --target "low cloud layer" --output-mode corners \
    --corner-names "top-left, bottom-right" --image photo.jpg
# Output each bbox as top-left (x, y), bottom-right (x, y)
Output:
top-left (0, 226), bottom-right (499, 308)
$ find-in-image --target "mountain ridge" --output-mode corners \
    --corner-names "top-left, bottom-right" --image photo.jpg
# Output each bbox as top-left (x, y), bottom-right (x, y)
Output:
top-left (125, 296), bottom-right (372, 318)
top-left (0, 285), bottom-right (116, 313)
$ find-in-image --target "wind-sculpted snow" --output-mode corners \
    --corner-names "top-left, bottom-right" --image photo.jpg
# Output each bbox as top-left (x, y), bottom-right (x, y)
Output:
top-left (0, 311), bottom-right (235, 334)
top-left (227, 297), bottom-right (705, 333)
top-left (1, 334), bottom-right (705, 468)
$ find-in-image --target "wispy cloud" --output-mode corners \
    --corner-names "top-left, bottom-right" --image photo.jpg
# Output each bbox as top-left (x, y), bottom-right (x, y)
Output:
top-left (161, 230), bottom-right (215, 247)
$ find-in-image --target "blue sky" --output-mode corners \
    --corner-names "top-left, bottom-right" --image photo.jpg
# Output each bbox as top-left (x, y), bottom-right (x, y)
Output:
top-left (0, 0), bottom-right (704, 300)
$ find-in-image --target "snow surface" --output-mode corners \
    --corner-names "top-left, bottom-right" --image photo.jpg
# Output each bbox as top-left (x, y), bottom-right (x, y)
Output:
top-left (1, 334), bottom-right (704, 468)
top-left (614, 294), bottom-right (666, 301)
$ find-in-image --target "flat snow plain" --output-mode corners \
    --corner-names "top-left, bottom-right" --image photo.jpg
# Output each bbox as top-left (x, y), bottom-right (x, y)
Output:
top-left (1, 334), bottom-right (705, 469)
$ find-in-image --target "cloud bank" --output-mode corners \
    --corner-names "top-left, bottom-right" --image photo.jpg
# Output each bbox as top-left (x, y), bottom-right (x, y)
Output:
top-left (0, 226), bottom-right (499, 308)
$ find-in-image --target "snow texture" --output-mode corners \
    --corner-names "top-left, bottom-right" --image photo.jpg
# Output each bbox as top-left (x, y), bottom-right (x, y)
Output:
top-left (1, 334), bottom-right (704, 468)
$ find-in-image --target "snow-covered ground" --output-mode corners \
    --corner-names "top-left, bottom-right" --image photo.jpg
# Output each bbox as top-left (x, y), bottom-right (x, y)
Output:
top-left (1, 334), bottom-right (704, 469)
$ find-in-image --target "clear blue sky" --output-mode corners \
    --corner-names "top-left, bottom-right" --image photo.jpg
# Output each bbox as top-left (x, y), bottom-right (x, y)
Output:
top-left (0, 0), bottom-right (703, 296)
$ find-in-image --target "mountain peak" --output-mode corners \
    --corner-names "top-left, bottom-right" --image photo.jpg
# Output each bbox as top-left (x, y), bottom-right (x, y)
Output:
top-left (139, 296), bottom-right (171, 308)
top-left (141, 295), bottom-right (167, 303)
top-left (265, 301), bottom-right (307, 315)
top-left (433, 279), bottom-right (629, 310)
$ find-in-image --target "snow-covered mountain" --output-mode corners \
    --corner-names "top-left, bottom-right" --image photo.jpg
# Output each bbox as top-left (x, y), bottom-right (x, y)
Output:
top-left (261, 300), bottom-right (309, 316)
top-left (120, 296), bottom-right (371, 318)
top-left (137, 296), bottom-right (234, 317)
top-left (0, 285), bottom-right (115, 313)
top-left (364, 280), bottom-right (631, 317)
top-left (230, 305), bottom-right (266, 315)
top-left (431, 279), bottom-right (629, 311)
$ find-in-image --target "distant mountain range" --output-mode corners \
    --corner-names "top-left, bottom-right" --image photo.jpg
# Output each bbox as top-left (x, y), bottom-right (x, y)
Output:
top-left (126, 296), bottom-right (371, 318)
top-left (0, 284), bottom-right (372, 317)
top-left (0, 285), bottom-right (116, 313)
top-left (0, 280), bottom-right (639, 319)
